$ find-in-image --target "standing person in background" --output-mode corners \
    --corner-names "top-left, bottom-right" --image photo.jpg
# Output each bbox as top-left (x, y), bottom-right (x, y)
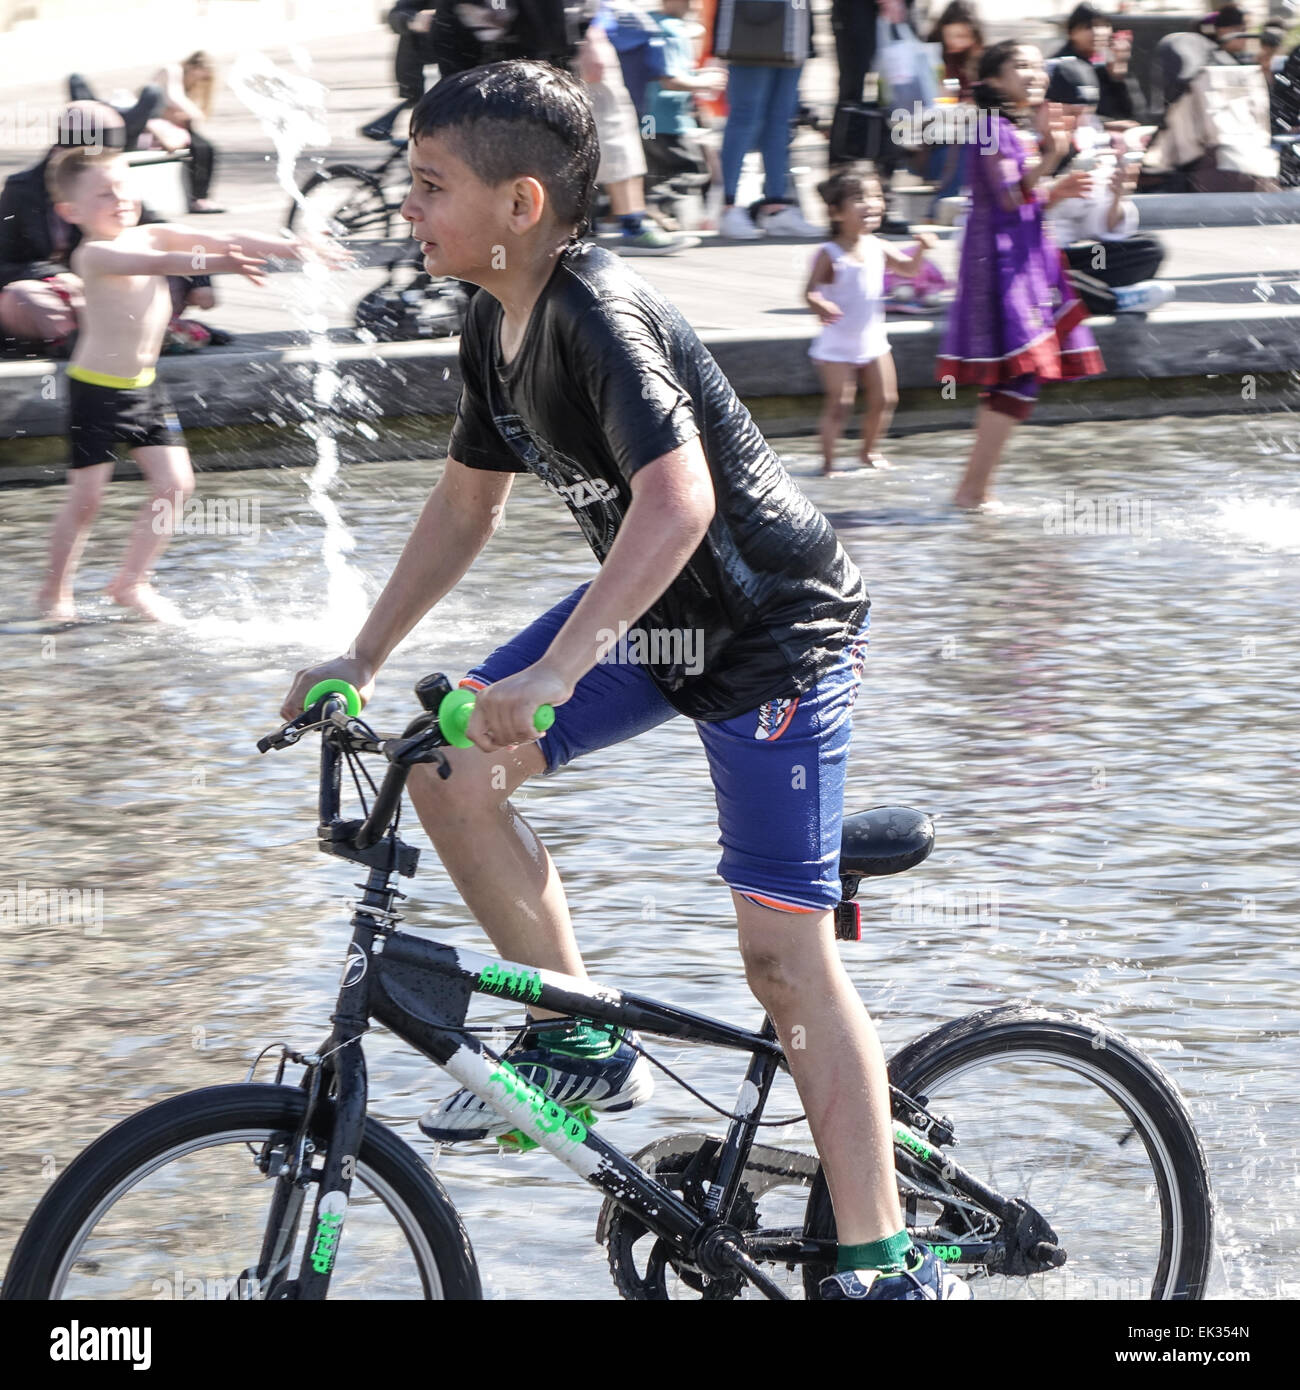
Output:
top-left (926, 0), bottom-right (983, 101)
top-left (829, 0), bottom-right (880, 167)
top-left (1053, 3), bottom-right (1147, 127)
top-left (805, 165), bottom-right (935, 474)
top-left (582, 8), bottom-right (687, 252)
top-left (361, 4), bottom-right (444, 140)
top-left (937, 42), bottom-right (1103, 510)
top-left (717, 0), bottom-right (822, 238)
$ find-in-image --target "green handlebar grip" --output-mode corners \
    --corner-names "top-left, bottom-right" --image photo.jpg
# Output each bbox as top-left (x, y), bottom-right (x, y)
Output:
top-left (303, 679), bottom-right (362, 718)
top-left (438, 686), bottom-right (555, 748)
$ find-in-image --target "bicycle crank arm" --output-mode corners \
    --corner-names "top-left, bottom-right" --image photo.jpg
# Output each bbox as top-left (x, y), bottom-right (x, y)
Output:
top-left (704, 1235), bottom-right (790, 1301)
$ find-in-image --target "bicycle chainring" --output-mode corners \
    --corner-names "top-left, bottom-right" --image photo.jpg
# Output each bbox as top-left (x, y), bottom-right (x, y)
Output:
top-left (604, 1142), bottom-right (759, 1301)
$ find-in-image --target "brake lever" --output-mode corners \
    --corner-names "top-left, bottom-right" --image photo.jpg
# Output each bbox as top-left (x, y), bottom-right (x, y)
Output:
top-left (257, 716), bottom-right (313, 754)
top-left (383, 727), bottom-right (452, 778)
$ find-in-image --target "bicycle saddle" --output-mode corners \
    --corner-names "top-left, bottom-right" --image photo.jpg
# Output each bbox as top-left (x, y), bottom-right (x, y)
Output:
top-left (839, 807), bottom-right (934, 878)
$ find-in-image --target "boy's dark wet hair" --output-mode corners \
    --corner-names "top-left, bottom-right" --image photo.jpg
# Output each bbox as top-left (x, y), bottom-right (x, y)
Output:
top-left (409, 60), bottom-right (599, 238)
top-left (45, 145), bottom-right (123, 205)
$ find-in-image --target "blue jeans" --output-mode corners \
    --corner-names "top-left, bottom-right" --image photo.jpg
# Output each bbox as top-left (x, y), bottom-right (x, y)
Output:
top-left (721, 63), bottom-right (804, 206)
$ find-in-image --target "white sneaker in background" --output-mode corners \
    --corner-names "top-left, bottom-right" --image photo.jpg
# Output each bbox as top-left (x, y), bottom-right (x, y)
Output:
top-left (719, 205), bottom-right (761, 239)
top-left (1113, 280), bottom-right (1175, 314)
top-left (758, 204), bottom-right (825, 237)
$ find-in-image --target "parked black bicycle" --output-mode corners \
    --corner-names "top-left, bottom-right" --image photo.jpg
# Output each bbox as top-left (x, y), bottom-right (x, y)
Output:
top-left (287, 135), bottom-right (415, 255)
top-left (2, 675), bottom-right (1214, 1300)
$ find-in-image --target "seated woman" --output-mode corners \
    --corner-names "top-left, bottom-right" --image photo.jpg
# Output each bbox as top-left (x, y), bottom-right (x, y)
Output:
top-left (144, 52), bottom-right (223, 214)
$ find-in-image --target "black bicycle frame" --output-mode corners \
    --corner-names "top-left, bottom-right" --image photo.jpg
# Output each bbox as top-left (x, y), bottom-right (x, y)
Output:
top-left (270, 690), bottom-right (1044, 1298)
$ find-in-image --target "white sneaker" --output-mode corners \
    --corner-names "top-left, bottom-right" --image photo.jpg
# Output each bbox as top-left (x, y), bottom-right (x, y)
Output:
top-left (720, 205), bottom-right (761, 239)
top-left (1113, 279), bottom-right (1175, 314)
top-left (758, 204), bottom-right (825, 238)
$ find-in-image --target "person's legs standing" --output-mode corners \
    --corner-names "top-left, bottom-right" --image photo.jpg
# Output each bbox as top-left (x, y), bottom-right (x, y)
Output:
top-left (829, 0), bottom-right (878, 164)
top-left (106, 442), bottom-right (194, 615)
top-left (757, 62), bottom-right (804, 206)
top-left (954, 375), bottom-right (1040, 507)
top-left (721, 63), bottom-right (770, 208)
top-left (815, 359), bottom-right (858, 474)
top-left (858, 351), bottom-right (898, 464)
top-left (39, 461), bottom-right (112, 619)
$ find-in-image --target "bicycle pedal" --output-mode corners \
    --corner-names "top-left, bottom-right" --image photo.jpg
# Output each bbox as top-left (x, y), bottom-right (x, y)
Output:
top-left (497, 1103), bottom-right (597, 1154)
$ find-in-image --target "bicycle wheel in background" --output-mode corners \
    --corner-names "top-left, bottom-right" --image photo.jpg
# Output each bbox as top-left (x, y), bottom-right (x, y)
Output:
top-left (288, 165), bottom-right (394, 241)
top-left (801, 1005), bottom-right (1215, 1300)
top-left (1, 1084), bottom-right (480, 1300)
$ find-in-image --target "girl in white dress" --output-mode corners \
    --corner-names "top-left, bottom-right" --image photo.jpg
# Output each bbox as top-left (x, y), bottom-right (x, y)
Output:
top-left (804, 167), bottom-right (935, 475)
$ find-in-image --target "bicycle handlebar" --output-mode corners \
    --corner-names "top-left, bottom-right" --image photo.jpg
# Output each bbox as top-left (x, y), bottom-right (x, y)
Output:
top-left (256, 674), bottom-right (555, 858)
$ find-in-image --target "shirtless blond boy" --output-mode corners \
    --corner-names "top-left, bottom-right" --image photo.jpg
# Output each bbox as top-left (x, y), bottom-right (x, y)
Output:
top-left (39, 146), bottom-right (303, 621)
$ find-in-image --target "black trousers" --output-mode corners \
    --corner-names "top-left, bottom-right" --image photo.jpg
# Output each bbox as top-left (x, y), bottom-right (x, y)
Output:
top-left (831, 0), bottom-right (878, 108)
top-left (183, 129), bottom-right (216, 202)
top-left (1064, 235), bottom-right (1166, 314)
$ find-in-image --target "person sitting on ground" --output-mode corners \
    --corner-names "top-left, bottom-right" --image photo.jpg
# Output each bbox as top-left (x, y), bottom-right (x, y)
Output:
top-left (67, 72), bottom-right (164, 151)
top-left (0, 103), bottom-right (219, 358)
top-left (37, 145), bottom-right (331, 623)
top-left (142, 52), bottom-right (224, 213)
top-left (1053, 2), bottom-right (1148, 127)
top-left (284, 58), bottom-right (968, 1300)
top-left (1042, 73), bottom-right (1172, 316)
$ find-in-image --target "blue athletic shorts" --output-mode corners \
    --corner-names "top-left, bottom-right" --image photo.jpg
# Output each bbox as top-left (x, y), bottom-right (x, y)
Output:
top-left (461, 584), bottom-right (869, 913)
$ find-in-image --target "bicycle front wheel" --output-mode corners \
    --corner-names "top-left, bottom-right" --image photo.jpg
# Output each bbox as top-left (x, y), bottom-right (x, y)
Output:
top-left (2, 1084), bottom-right (480, 1300)
top-left (803, 1005), bottom-right (1214, 1300)
top-left (287, 165), bottom-right (394, 241)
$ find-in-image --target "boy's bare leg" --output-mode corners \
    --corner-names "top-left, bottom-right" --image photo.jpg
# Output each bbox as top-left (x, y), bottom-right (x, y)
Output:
top-left (105, 444), bottom-right (194, 619)
top-left (734, 894), bottom-right (903, 1248)
top-left (858, 354), bottom-right (899, 467)
top-left (407, 739), bottom-right (585, 1021)
top-left (954, 403), bottom-right (1016, 508)
top-left (39, 462), bottom-right (113, 620)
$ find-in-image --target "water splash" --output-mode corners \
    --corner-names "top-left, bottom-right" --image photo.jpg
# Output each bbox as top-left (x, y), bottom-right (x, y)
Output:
top-left (226, 51), bottom-right (370, 642)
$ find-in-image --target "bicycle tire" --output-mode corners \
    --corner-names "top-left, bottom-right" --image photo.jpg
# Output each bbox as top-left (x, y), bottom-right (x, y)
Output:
top-left (800, 1005), bottom-right (1214, 1300)
top-left (2, 1083), bottom-right (480, 1300)
top-left (287, 165), bottom-right (394, 240)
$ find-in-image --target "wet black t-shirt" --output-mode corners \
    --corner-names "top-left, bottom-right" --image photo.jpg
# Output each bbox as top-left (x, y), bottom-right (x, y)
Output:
top-left (448, 243), bottom-right (869, 722)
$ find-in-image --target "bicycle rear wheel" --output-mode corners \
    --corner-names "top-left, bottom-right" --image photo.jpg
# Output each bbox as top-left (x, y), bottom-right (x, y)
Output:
top-left (2, 1084), bottom-right (480, 1300)
top-left (802, 1005), bottom-right (1214, 1300)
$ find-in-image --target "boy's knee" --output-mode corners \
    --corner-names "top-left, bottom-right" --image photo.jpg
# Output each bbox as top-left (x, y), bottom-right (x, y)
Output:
top-left (409, 743), bottom-right (541, 824)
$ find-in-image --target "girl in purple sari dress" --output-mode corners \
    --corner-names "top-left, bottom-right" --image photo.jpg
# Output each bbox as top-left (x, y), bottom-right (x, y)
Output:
top-left (938, 41), bottom-right (1104, 507)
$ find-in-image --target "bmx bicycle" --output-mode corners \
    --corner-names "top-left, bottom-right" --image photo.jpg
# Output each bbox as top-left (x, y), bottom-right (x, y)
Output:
top-left (2, 675), bottom-right (1214, 1300)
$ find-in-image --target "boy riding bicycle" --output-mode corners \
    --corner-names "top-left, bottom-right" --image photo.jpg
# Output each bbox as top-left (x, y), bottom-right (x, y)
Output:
top-left (282, 60), bottom-right (966, 1300)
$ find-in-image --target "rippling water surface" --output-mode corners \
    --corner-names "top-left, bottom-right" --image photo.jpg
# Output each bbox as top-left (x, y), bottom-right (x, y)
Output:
top-left (1, 411), bottom-right (1297, 1299)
